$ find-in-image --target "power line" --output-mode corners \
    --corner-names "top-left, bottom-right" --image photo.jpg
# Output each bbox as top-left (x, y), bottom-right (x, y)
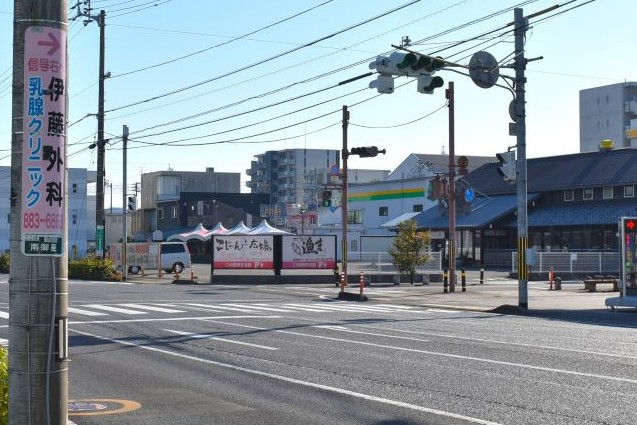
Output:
top-left (111, 0), bottom-right (338, 79)
top-left (105, 0), bottom-right (423, 113)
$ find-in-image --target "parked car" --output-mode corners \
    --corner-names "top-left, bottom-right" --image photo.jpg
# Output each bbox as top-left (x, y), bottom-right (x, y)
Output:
top-left (128, 242), bottom-right (191, 274)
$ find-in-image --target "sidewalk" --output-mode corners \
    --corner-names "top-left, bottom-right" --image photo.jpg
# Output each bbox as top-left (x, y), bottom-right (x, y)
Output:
top-left (354, 280), bottom-right (616, 313)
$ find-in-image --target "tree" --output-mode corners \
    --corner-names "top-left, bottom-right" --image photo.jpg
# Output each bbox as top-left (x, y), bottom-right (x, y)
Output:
top-left (388, 220), bottom-right (431, 284)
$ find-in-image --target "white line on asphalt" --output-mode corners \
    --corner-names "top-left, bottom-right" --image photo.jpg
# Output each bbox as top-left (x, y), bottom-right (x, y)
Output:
top-left (83, 304), bottom-right (147, 315)
top-left (120, 304), bottom-right (185, 313)
top-left (70, 328), bottom-right (502, 425)
top-left (0, 311), bottom-right (9, 319)
top-left (186, 303), bottom-right (263, 313)
top-left (69, 315), bottom-right (281, 325)
top-left (311, 326), bottom-right (430, 343)
top-left (221, 303), bottom-right (291, 313)
top-left (67, 307), bottom-right (109, 317)
top-left (163, 329), bottom-right (278, 350)
top-left (426, 308), bottom-right (460, 314)
top-left (361, 323), bottom-right (637, 361)
top-left (202, 319), bottom-right (637, 385)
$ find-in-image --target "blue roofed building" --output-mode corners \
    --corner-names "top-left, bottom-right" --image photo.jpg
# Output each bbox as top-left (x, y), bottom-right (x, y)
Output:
top-left (411, 147), bottom-right (637, 268)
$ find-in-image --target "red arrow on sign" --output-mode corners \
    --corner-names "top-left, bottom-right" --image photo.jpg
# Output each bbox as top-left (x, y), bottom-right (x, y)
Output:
top-left (627, 220), bottom-right (635, 230)
top-left (38, 32), bottom-right (60, 56)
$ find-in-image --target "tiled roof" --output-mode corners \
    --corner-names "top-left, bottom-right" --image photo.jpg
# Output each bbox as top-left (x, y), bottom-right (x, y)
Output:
top-left (413, 193), bottom-right (540, 230)
top-left (501, 200), bottom-right (637, 227)
top-left (465, 148), bottom-right (637, 195)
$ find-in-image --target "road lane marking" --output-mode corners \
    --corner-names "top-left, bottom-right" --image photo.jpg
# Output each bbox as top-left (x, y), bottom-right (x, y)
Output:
top-left (221, 303), bottom-right (291, 313)
top-left (119, 304), bottom-right (184, 313)
top-left (68, 307), bottom-right (109, 317)
top-left (163, 329), bottom-right (278, 350)
top-left (69, 315), bottom-right (281, 325)
top-left (0, 311), bottom-right (9, 319)
top-left (202, 320), bottom-right (637, 385)
top-left (84, 304), bottom-right (147, 315)
top-left (311, 326), bottom-right (430, 343)
top-left (70, 328), bottom-right (502, 425)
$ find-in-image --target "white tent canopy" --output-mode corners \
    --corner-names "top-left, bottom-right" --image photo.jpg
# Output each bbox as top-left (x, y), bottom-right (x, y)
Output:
top-left (225, 221), bottom-right (252, 235)
top-left (205, 222), bottom-right (228, 237)
top-left (248, 219), bottom-right (291, 235)
top-left (167, 223), bottom-right (210, 241)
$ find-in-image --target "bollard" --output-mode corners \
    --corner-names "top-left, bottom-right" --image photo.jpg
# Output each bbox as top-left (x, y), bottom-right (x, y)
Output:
top-left (334, 266), bottom-right (340, 287)
top-left (340, 271), bottom-right (346, 292)
top-left (461, 269), bottom-right (466, 292)
top-left (554, 276), bottom-right (562, 291)
top-left (549, 266), bottom-right (554, 290)
top-left (359, 271), bottom-right (365, 295)
top-left (480, 268), bottom-right (484, 284)
top-left (443, 269), bottom-right (448, 293)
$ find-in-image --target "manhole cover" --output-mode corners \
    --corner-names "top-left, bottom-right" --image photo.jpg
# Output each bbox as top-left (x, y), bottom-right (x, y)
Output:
top-left (68, 402), bottom-right (108, 412)
top-left (68, 399), bottom-right (141, 416)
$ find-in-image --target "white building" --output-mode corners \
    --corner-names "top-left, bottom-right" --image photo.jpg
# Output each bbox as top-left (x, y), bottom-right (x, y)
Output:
top-left (0, 167), bottom-right (94, 258)
top-left (580, 82), bottom-right (637, 152)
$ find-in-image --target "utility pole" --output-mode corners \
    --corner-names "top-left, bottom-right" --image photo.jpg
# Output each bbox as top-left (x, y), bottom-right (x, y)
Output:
top-left (11, 1), bottom-right (69, 424)
top-left (446, 81), bottom-right (456, 293)
top-left (73, 1), bottom-right (107, 258)
top-left (340, 105), bottom-right (350, 291)
top-left (123, 125), bottom-right (129, 282)
top-left (95, 9), bottom-right (107, 258)
top-left (514, 8), bottom-right (529, 310)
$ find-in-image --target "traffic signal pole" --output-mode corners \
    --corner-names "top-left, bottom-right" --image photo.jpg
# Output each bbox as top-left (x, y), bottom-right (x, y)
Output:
top-left (11, 1), bottom-right (68, 423)
top-left (446, 82), bottom-right (456, 292)
top-left (341, 106), bottom-right (350, 291)
top-left (514, 8), bottom-right (529, 310)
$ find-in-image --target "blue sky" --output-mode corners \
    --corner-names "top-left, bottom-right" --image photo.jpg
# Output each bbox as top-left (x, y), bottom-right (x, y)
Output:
top-left (1, 0), bottom-right (634, 205)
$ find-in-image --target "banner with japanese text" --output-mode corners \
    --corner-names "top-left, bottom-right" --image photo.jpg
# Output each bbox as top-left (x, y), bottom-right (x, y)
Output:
top-left (21, 26), bottom-right (67, 256)
top-left (282, 235), bottom-right (336, 269)
top-left (213, 236), bottom-right (274, 269)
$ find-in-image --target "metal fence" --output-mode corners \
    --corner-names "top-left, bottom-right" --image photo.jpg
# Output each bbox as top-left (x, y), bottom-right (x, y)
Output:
top-left (512, 251), bottom-right (619, 274)
top-left (348, 251), bottom-right (443, 272)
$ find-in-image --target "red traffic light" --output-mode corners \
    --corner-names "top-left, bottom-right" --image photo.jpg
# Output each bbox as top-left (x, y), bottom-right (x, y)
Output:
top-left (626, 220), bottom-right (636, 231)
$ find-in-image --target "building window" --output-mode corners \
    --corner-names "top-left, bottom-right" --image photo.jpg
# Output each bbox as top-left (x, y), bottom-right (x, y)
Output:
top-left (583, 188), bottom-right (593, 200)
top-left (413, 204), bottom-right (423, 212)
top-left (158, 208), bottom-right (164, 220)
top-left (379, 206), bottom-right (388, 217)
top-left (348, 210), bottom-right (362, 224)
top-left (72, 183), bottom-right (77, 194)
top-left (72, 214), bottom-right (77, 225)
top-left (603, 186), bottom-right (614, 199)
top-left (625, 185), bottom-right (635, 198)
top-left (564, 190), bottom-right (574, 201)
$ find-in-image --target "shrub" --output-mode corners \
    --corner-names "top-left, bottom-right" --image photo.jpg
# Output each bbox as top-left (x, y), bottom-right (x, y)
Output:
top-left (0, 346), bottom-right (7, 424)
top-left (68, 257), bottom-right (117, 279)
top-left (0, 253), bottom-right (8, 274)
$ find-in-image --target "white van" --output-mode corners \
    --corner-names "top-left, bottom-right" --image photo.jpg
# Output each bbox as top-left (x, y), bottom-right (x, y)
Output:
top-left (128, 242), bottom-right (191, 274)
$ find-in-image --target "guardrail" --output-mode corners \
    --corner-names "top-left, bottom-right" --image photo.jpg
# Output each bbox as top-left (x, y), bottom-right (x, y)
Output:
top-left (512, 251), bottom-right (619, 274)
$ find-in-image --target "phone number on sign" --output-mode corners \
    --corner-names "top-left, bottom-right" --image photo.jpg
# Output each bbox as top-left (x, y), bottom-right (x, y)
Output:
top-left (23, 212), bottom-right (63, 230)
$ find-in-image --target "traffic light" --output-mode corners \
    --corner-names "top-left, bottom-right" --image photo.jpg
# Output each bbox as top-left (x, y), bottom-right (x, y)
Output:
top-left (321, 190), bottom-right (332, 208)
top-left (350, 146), bottom-right (386, 158)
top-left (496, 150), bottom-right (516, 182)
top-left (127, 195), bottom-right (137, 211)
top-left (417, 74), bottom-right (444, 94)
top-left (369, 51), bottom-right (445, 94)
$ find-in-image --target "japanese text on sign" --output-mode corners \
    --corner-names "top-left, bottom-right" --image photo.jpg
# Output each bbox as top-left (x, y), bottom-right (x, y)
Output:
top-left (21, 27), bottom-right (66, 256)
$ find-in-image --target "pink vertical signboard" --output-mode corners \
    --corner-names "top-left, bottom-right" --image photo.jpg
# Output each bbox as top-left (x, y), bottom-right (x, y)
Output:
top-left (21, 27), bottom-right (67, 256)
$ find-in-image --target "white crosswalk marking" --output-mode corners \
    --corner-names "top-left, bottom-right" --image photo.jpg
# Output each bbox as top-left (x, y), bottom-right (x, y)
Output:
top-left (84, 304), bottom-right (147, 315)
top-left (120, 304), bottom-right (184, 313)
top-left (5, 301), bottom-right (427, 321)
top-left (67, 307), bottom-right (108, 316)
